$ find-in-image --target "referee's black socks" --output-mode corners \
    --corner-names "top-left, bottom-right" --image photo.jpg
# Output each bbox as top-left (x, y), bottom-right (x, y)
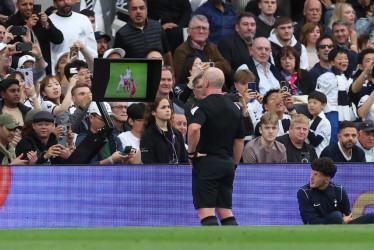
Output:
top-left (201, 216), bottom-right (219, 226)
top-left (220, 216), bottom-right (238, 226)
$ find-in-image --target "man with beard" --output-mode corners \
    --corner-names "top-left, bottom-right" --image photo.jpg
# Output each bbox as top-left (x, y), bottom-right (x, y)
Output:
top-left (95, 31), bottom-right (110, 58)
top-left (218, 13), bottom-right (256, 83)
top-left (49, 0), bottom-right (97, 74)
top-left (6, 0), bottom-right (63, 74)
top-left (320, 121), bottom-right (366, 162)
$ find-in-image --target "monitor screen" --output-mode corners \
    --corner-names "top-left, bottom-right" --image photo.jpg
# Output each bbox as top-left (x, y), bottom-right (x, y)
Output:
top-left (91, 58), bottom-right (162, 102)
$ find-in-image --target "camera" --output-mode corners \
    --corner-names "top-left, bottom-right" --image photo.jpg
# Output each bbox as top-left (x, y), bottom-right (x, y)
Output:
top-left (280, 80), bottom-right (289, 93)
top-left (300, 152), bottom-right (310, 163)
top-left (61, 124), bottom-right (70, 134)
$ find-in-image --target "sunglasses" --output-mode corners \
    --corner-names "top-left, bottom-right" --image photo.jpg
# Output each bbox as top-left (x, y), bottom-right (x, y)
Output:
top-left (318, 44), bottom-right (334, 49)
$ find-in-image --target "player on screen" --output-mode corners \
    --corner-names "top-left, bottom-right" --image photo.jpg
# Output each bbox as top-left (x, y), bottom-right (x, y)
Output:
top-left (117, 67), bottom-right (132, 92)
top-left (129, 79), bottom-right (136, 98)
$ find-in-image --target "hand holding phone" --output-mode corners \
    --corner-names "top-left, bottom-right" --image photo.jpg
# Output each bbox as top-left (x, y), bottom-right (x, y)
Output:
top-left (10, 26), bottom-right (27, 36)
top-left (69, 46), bottom-right (79, 61)
top-left (16, 42), bottom-right (32, 52)
top-left (123, 146), bottom-right (133, 155)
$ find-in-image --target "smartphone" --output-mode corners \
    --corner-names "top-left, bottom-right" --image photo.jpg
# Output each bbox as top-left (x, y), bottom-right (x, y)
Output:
top-left (33, 4), bottom-right (41, 15)
top-left (58, 136), bottom-right (67, 147)
top-left (248, 82), bottom-right (256, 92)
top-left (70, 67), bottom-right (78, 74)
top-left (16, 43), bottom-right (32, 52)
top-left (123, 146), bottom-right (132, 155)
top-left (280, 80), bottom-right (289, 93)
top-left (61, 124), bottom-right (71, 134)
top-left (24, 69), bottom-right (33, 87)
top-left (10, 26), bottom-right (27, 36)
top-left (69, 46), bottom-right (79, 60)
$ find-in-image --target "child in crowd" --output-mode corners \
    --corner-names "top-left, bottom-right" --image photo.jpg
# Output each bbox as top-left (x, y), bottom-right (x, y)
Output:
top-left (316, 47), bottom-right (357, 143)
top-left (306, 91), bottom-right (331, 157)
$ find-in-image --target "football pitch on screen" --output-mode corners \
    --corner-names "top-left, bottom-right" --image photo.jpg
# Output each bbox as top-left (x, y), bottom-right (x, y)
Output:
top-left (1, 225), bottom-right (374, 250)
top-left (104, 62), bottom-right (148, 99)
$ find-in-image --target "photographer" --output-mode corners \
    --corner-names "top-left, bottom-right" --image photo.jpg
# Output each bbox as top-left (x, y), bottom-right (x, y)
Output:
top-left (6, 0), bottom-right (63, 74)
top-left (75, 102), bottom-right (134, 165)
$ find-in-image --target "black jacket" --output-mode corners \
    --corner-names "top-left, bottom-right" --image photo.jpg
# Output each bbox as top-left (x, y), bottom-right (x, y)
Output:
top-left (15, 130), bottom-right (65, 164)
top-left (6, 11), bottom-right (64, 74)
top-left (114, 18), bottom-right (170, 58)
top-left (140, 122), bottom-right (188, 164)
top-left (297, 182), bottom-right (350, 224)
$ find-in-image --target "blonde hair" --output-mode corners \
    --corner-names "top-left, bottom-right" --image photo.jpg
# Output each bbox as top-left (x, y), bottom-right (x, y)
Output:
top-left (290, 114), bottom-right (310, 128)
top-left (328, 3), bottom-right (354, 30)
top-left (260, 112), bottom-right (278, 126)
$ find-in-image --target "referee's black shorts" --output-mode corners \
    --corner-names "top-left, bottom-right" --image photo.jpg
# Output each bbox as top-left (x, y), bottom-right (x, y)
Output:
top-left (192, 155), bottom-right (235, 209)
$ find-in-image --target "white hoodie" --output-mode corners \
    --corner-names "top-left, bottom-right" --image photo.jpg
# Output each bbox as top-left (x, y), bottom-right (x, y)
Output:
top-left (268, 31), bottom-right (309, 70)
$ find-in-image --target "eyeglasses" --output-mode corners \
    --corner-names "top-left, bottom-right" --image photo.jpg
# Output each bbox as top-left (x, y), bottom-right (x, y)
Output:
top-left (77, 70), bottom-right (92, 76)
top-left (318, 44), bottom-right (334, 49)
top-left (112, 105), bottom-right (128, 110)
top-left (190, 26), bottom-right (209, 32)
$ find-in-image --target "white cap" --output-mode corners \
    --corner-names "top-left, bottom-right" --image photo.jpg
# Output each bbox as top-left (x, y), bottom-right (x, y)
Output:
top-left (0, 43), bottom-right (7, 52)
top-left (103, 48), bottom-right (126, 58)
top-left (18, 55), bottom-right (35, 68)
top-left (56, 51), bottom-right (69, 62)
top-left (88, 101), bottom-right (114, 117)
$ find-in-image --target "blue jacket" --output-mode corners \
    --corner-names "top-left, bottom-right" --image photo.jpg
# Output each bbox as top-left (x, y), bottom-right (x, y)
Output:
top-left (193, 1), bottom-right (237, 44)
top-left (297, 182), bottom-right (350, 224)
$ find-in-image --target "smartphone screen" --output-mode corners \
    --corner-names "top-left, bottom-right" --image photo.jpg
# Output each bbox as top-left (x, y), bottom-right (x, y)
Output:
top-left (33, 4), bottom-right (42, 15)
top-left (69, 46), bottom-right (79, 61)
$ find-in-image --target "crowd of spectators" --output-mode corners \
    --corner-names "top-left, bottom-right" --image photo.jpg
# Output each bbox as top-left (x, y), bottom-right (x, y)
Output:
top-left (1, 0), bottom-right (374, 165)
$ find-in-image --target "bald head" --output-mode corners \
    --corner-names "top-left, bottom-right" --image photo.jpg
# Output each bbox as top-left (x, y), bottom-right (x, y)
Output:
top-left (250, 37), bottom-right (272, 65)
top-left (203, 67), bottom-right (225, 89)
top-left (303, 0), bottom-right (322, 23)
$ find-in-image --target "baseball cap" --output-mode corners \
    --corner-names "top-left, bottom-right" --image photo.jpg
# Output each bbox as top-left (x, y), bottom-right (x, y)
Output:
top-left (33, 111), bottom-right (55, 123)
top-left (0, 78), bottom-right (19, 92)
top-left (25, 109), bottom-right (42, 123)
top-left (94, 31), bottom-right (111, 42)
top-left (0, 114), bottom-right (22, 129)
top-left (89, 102), bottom-right (114, 117)
top-left (358, 120), bottom-right (374, 132)
top-left (103, 48), bottom-right (126, 58)
top-left (127, 103), bottom-right (145, 120)
top-left (18, 55), bottom-right (36, 68)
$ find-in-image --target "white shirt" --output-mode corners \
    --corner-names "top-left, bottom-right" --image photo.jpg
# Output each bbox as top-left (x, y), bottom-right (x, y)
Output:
top-left (358, 94), bottom-right (374, 121)
top-left (49, 12), bottom-right (98, 74)
top-left (237, 59), bottom-right (280, 94)
top-left (80, 0), bottom-right (105, 33)
top-left (306, 112), bottom-right (331, 157)
top-left (118, 131), bottom-right (140, 153)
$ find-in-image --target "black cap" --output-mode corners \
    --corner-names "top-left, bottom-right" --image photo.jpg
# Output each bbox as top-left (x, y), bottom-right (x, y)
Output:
top-left (33, 111), bottom-right (55, 123)
top-left (358, 120), bottom-right (374, 132)
top-left (127, 103), bottom-right (145, 120)
top-left (0, 78), bottom-right (19, 92)
top-left (94, 31), bottom-right (111, 42)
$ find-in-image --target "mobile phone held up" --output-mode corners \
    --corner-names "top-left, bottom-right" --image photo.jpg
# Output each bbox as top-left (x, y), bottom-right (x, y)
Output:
top-left (16, 43), bottom-right (32, 52)
top-left (69, 46), bottom-right (79, 61)
top-left (123, 146), bottom-right (132, 155)
top-left (33, 4), bottom-right (41, 15)
top-left (11, 26), bottom-right (27, 36)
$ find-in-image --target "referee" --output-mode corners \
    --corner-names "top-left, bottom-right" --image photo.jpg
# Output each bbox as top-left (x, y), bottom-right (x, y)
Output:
top-left (188, 67), bottom-right (245, 226)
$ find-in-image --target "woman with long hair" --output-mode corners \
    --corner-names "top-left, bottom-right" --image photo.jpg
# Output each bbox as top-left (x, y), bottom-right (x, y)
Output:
top-left (300, 22), bottom-right (323, 70)
top-left (140, 97), bottom-right (188, 164)
top-left (275, 46), bottom-right (315, 96)
top-left (39, 74), bottom-right (78, 116)
top-left (13, 71), bottom-right (41, 109)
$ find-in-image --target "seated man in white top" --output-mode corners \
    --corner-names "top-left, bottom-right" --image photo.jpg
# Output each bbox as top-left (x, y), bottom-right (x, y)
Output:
top-left (238, 37), bottom-right (282, 94)
top-left (356, 120), bottom-right (374, 162)
top-left (118, 102), bottom-right (145, 164)
top-left (243, 112), bottom-right (286, 163)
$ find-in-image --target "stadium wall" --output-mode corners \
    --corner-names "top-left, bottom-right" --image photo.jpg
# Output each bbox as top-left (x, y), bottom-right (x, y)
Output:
top-left (0, 164), bottom-right (373, 228)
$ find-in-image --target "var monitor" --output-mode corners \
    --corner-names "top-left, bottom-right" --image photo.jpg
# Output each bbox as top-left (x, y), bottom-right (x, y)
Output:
top-left (91, 58), bottom-right (162, 102)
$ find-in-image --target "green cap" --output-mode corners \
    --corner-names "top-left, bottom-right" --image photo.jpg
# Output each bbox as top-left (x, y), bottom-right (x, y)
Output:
top-left (0, 114), bottom-right (21, 129)
top-left (25, 109), bottom-right (42, 123)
